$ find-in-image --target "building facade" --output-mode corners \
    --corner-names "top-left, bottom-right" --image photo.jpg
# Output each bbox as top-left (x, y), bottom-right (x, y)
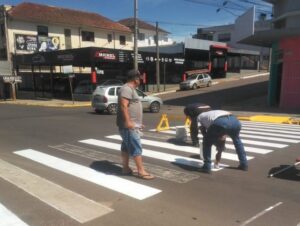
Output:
top-left (119, 18), bottom-right (173, 47)
top-left (0, 2), bottom-right (132, 63)
top-left (193, 19), bottom-right (271, 71)
top-left (240, 0), bottom-right (300, 110)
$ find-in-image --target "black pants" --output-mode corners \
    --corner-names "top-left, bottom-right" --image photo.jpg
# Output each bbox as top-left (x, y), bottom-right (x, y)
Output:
top-left (190, 116), bottom-right (199, 145)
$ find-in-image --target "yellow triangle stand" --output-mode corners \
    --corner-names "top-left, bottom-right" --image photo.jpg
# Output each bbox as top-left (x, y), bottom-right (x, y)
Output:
top-left (184, 117), bottom-right (191, 127)
top-left (156, 114), bottom-right (170, 132)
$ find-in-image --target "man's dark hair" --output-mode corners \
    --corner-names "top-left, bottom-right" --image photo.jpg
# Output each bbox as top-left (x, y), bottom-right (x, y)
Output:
top-left (127, 69), bottom-right (141, 81)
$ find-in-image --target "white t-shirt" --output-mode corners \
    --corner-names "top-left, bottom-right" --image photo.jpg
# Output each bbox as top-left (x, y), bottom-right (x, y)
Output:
top-left (198, 110), bottom-right (231, 129)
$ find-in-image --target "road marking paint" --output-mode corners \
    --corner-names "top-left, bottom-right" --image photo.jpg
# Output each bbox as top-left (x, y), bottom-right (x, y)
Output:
top-left (106, 135), bottom-right (254, 161)
top-left (0, 202), bottom-right (29, 226)
top-left (14, 149), bottom-right (161, 200)
top-left (240, 202), bottom-right (283, 226)
top-left (157, 130), bottom-right (273, 154)
top-left (0, 159), bottom-right (113, 223)
top-left (50, 143), bottom-right (200, 183)
top-left (238, 133), bottom-right (299, 143)
top-left (235, 139), bottom-right (287, 148)
top-left (241, 121), bottom-right (300, 129)
top-left (79, 139), bottom-right (228, 170)
top-left (241, 130), bottom-right (300, 139)
top-left (242, 126), bottom-right (300, 135)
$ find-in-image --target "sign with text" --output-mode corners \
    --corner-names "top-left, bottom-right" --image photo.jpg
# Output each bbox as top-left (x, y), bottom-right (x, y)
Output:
top-left (15, 34), bottom-right (38, 52)
top-left (2, 76), bottom-right (22, 83)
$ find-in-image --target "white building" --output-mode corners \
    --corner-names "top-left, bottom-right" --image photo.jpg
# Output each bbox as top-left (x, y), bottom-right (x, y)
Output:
top-left (193, 18), bottom-right (271, 69)
top-left (119, 18), bottom-right (173, 47)
top-left (0, 2), bottom-right (132, 64)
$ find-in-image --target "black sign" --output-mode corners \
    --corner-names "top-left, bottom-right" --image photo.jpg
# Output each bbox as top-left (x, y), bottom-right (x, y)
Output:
top-left (15, 34), bottom-right (38, 52)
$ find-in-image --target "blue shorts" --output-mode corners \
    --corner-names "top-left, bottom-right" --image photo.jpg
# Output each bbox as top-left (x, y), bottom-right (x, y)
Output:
top-left (119, 128), bottom-right (143, 157)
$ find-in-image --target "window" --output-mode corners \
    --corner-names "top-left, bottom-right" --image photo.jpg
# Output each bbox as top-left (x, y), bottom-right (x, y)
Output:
top-left (138, 33), bottom-right (145, 41)
top-left (107, 34), bottom-right (112, 43)
top-left (81, 31), bottom-right (94, 42)
top-left (218, 33), bottom-right (231, 42)
top-left (37, 25), bottom-right (48, 36)
top-left (108, 87), bottom-right (115, 96)
top-left (119, 35), bottom-right (126, 45)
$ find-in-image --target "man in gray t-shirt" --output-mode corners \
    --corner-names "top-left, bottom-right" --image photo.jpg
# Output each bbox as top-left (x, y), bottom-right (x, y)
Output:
top-left (116, 69), bottom-right (154, 180)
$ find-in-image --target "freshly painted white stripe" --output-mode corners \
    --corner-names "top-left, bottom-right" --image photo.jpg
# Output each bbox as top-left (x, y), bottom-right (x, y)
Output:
top-left (165, 129), bottom-right (298, 144)
top-left (79, 139), bottom-right (228, 171)
top-left (242, 130), bottom-right (300, 139)
top-left (0, 158), bottom-right (113, 223)
top-left (14, 149), bottom-right (161, 200)
top-left (242, 121), bottom-right (300, 129)
top-left (0, 202), bottom-right (29, 226)
top-left (240, 202), bottom-right (283, 226)
top-left (239, 133), bottom-right (299, 143)
top-left (237, 139), bottom-right (287, 148)
top-left (158, 130), bottom-right (273, 154)
top-left (241, 122), bottom-right (300, 132)
top-left (242, 126), bottom-right (300, 135)
top-left (106, 135), bottom-right (254, 161)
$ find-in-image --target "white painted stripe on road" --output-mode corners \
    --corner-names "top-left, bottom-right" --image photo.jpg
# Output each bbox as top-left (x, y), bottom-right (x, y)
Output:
top-left (79, 139), bottom-right (228, 171)
top-left (236, 139), bottom-right (287, 148)
top-left (241, 122), bottom-right (300, 132)
top-left (239, 133), bottom-right (299, 143)
top-left (242, 126), bottom-right (300, 135)
top-left (14, 149), bottom-right (161, 200)
top-left (0, 158), bottom-right (113, 223)
top-left (0, 202), bottom-right (29, 226)
top-left (240, 202), bottom-right (283, 226)
top-left (242, 129), bottom-right (300, 139)
top-left (242, 121), bottom-right (300, 129)
top-left (106, 135), bottom-right (254, 161)
top-left (158, 130), bottom-right (273, 154)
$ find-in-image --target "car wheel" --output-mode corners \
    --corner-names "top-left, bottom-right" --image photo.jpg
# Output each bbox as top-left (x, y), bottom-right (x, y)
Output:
top-left (192, 84), bottom-right (197, 90)
top-left (107, 103), bottom-right (118, 115)
top-left (150, 101), bottom-right (160, 113)
top-left (207, 81), bottom-right (212, 87)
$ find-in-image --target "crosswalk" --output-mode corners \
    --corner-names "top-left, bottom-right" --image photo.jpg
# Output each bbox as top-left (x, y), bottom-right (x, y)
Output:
top-left (0, 121), bottom-right (299, 225)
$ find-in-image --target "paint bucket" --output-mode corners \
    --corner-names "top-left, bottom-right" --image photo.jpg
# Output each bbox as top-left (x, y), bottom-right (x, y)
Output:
top-left (175, 126), bottom-right (188, 142)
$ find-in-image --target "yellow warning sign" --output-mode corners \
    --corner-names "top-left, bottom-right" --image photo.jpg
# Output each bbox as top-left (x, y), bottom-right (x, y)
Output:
top-left (156, 114), bottom-right (170, 132)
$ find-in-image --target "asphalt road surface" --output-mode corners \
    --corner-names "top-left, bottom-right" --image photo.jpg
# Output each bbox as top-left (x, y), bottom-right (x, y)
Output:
top-left (0, 77), bottom-right (299, 226)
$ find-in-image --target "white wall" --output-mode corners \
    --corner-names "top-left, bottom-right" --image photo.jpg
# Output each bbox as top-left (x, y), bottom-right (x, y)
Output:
top-left (6, 19), bottom-right (133, 58)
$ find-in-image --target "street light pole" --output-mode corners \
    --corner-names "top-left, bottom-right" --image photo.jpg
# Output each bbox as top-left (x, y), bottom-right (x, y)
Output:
top-left (134, 0), bottom-right (138, 70)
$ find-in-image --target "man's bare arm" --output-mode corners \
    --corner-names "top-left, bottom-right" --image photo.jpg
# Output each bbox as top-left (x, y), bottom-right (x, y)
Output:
top-left (120, 97), bottom-right (135, 129)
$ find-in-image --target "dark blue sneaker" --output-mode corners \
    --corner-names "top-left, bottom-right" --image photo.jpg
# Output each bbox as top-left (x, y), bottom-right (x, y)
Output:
top-left (237, 164), bottom-right (248, 171)
top-left (200, 165), bottom-right (212, 174)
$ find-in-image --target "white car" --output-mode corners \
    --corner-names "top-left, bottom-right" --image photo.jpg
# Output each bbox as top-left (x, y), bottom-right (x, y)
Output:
top-left (180, 73), bottom-right (212, 90)
top-left (92, 85), bottom-right (163, 114)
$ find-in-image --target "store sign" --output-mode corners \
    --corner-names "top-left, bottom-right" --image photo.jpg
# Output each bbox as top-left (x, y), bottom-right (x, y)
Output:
top-left (95, 50), bottom-right (117, 60)
top-left (2, 76), bottom-right (22, 83)
top-left (15, 34), bottom-right (38, 52)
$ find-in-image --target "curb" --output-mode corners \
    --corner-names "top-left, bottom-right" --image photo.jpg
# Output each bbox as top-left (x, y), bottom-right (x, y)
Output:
top-left (0, 101), bottom-right (91, 108)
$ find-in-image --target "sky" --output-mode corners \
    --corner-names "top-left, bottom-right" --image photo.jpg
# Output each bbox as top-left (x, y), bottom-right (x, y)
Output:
top-left (1, 0), bottom-right (272, 42)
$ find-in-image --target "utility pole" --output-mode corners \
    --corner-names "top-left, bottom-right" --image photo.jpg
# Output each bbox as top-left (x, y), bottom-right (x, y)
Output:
top-left (134, 0), bottom-right (138, 70)
top-left (156, 21), bottom-right (160, 92)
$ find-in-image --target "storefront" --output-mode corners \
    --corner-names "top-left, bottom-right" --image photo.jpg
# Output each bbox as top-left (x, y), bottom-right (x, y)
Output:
top-left (14, 47), bottom-right (185, 100)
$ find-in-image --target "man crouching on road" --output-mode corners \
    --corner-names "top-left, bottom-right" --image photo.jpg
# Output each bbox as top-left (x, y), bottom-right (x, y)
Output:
top-left (184, 103), bottom-right (211, 147)
top-left (116, 69), bottom-right (154, 180)
top-left (198, 110), bottom-right (248, 174)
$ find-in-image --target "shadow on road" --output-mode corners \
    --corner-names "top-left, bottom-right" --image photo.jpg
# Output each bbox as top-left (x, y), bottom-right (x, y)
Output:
top-left (164, 80), bottom-right (300, 115)
top-left (268, 165), bottom-right (300, 181)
